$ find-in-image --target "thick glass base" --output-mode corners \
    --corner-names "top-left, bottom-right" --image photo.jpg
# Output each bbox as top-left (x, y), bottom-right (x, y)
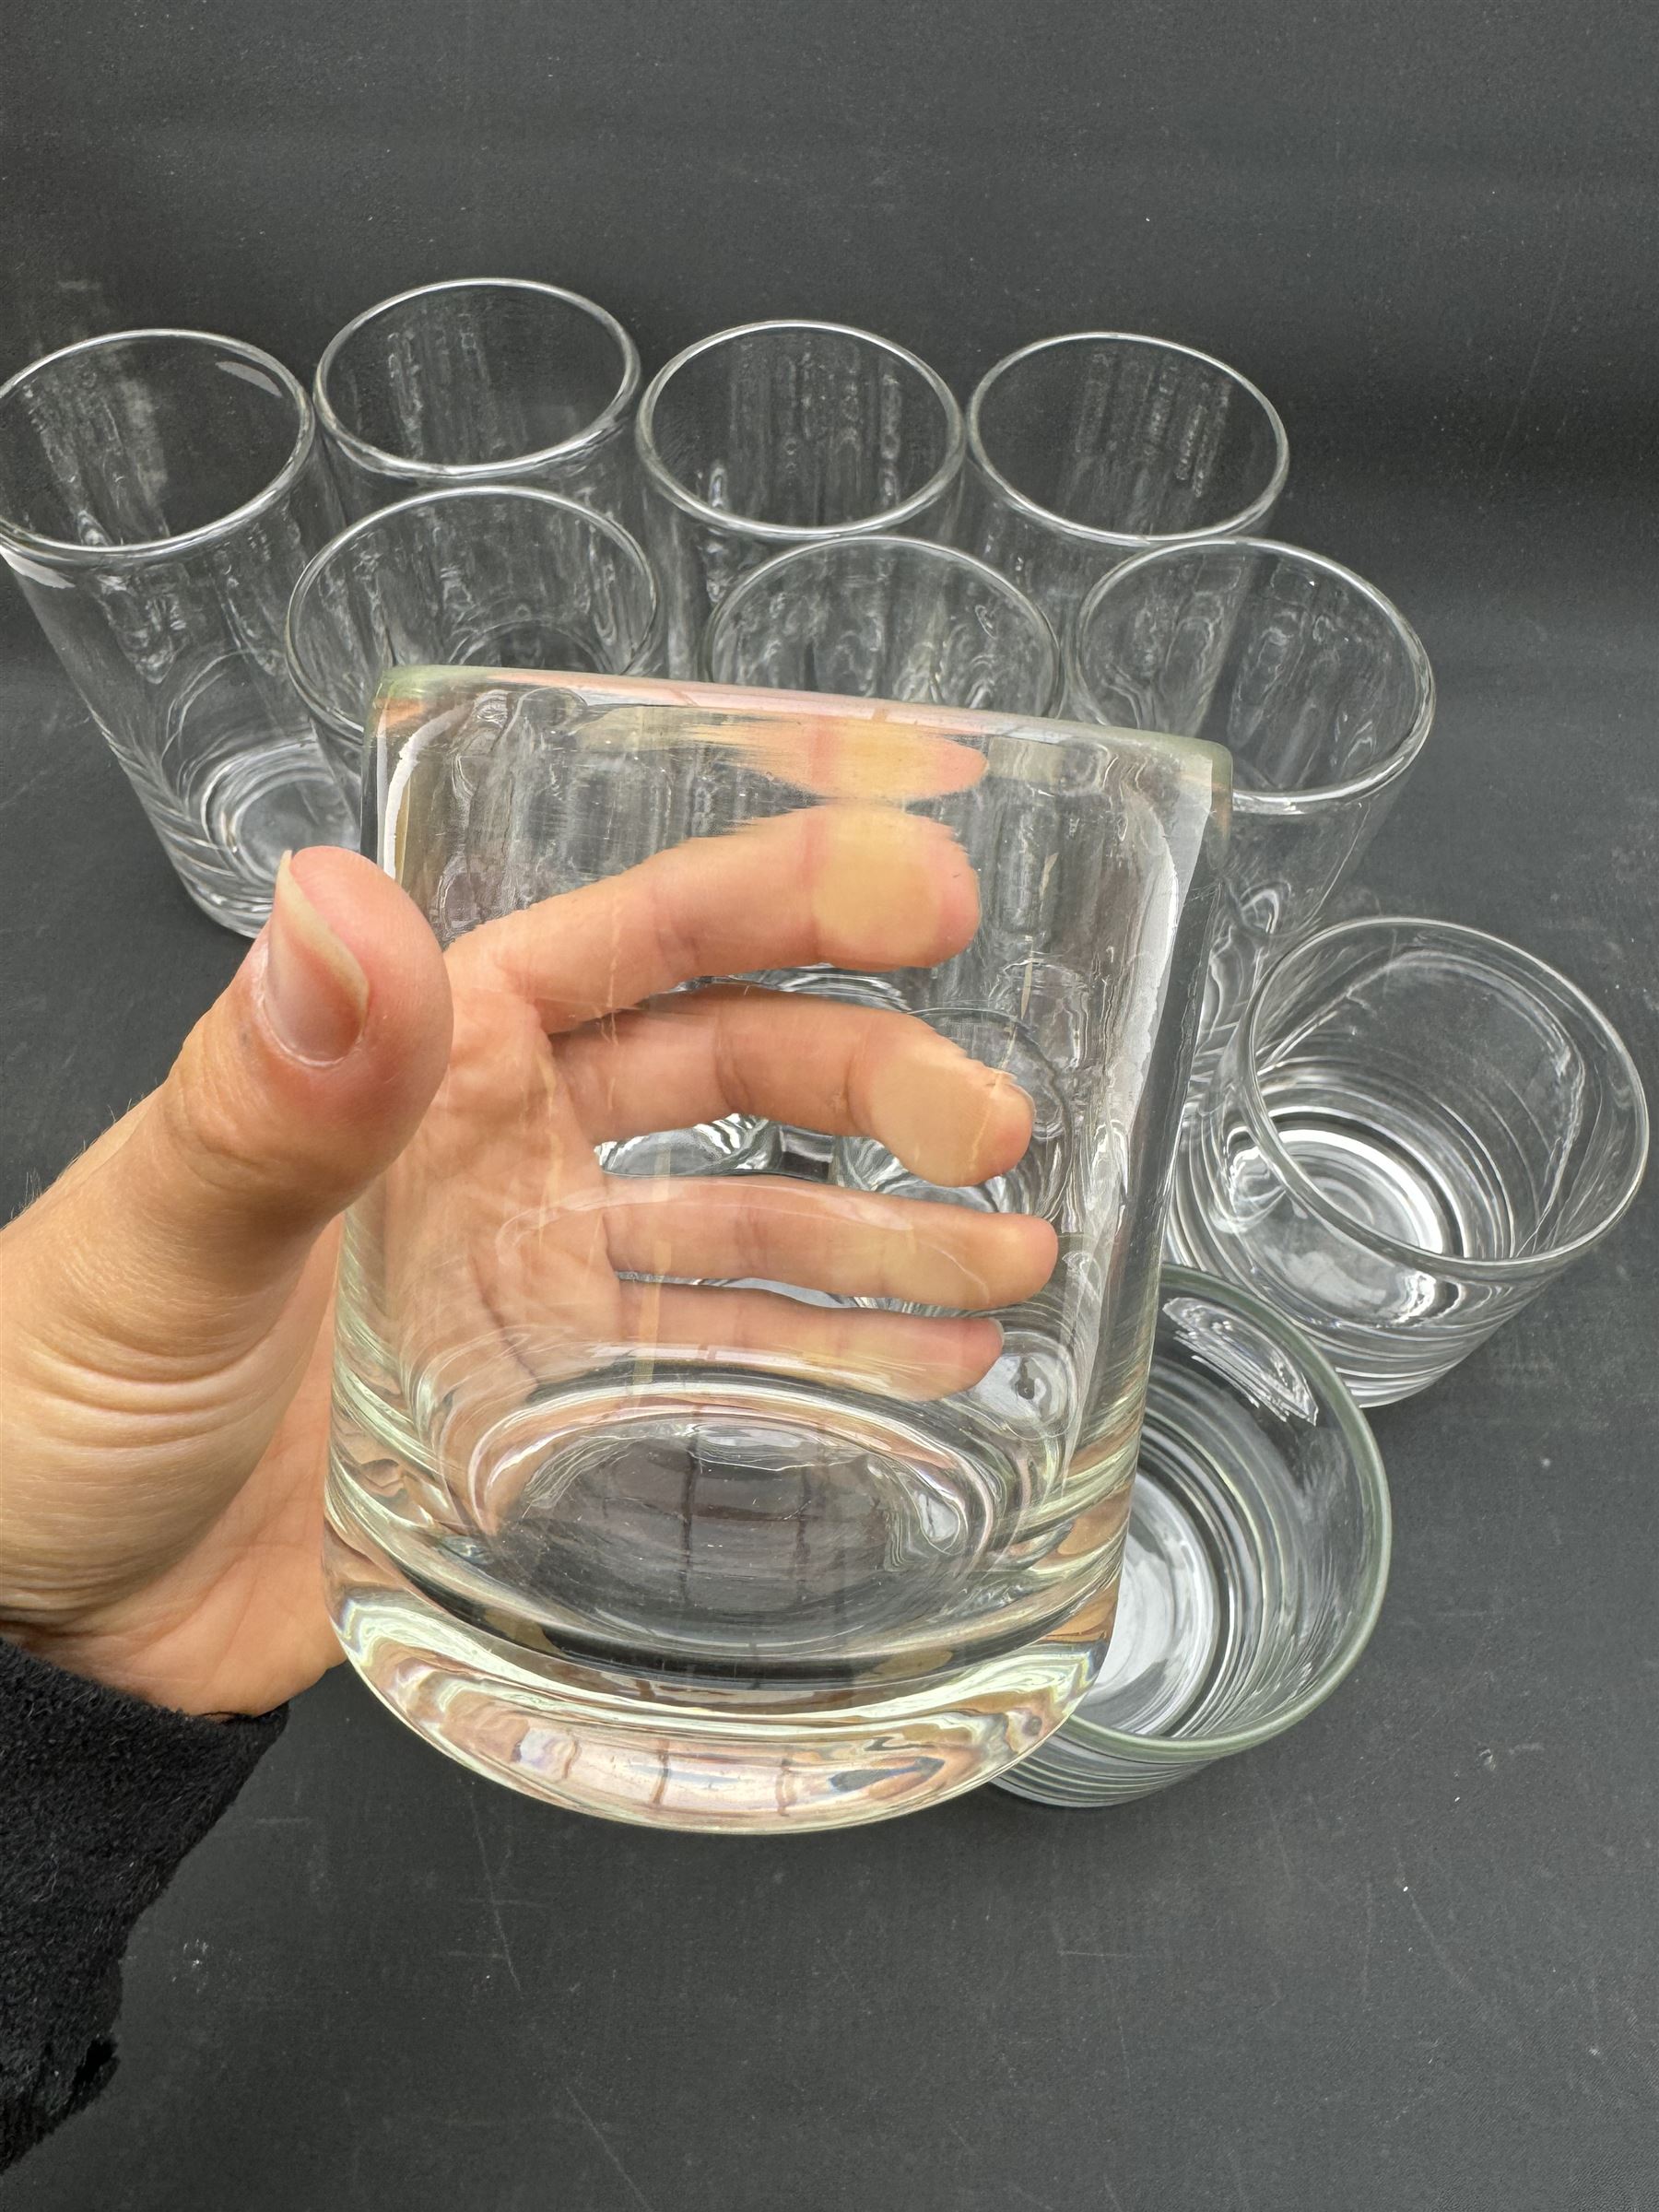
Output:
top-left (324, 1509), bottom-right (1106, 1832)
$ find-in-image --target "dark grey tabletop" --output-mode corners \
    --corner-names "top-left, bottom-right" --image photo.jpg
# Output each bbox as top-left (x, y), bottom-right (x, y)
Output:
top-left (3, 6), bottom-right (1656, 2206)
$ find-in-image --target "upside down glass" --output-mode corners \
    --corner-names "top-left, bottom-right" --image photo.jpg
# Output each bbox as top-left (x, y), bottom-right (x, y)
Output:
top-left (1168, 917), bottom-right (1650, 1403)
top-left (635, 322), bottom-right (966, 676)
top-left (964, 333), bottom-right (1288, 634)
top-left (1066, 538), bottom-right (1433, 1097)
top-left (314, 278), bottom-right (641, 524)
top-left (0, 329), bottom-right (355, 931)
top-left (325, 670), bottom-right (1229, 1830)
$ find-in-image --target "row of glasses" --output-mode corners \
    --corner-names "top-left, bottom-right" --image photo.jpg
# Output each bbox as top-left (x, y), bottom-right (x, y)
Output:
top-left (0, 287), bottom-right (1304, 940)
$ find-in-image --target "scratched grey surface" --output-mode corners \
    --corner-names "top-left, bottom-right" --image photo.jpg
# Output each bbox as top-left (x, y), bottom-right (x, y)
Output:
top-left (4, 5), bottom-right (1658, 2206)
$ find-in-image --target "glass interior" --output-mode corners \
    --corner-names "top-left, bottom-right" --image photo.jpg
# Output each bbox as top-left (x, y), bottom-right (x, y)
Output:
top-left (320, 284), bottom-right (629, 466)
top-left (993, 1269), bottom-right (1388, 1806)
top-left (1072, 542), bottom-right (1428, 795)
top-left (702, 536), bottom-right (1058, 714)
top-left (0, 333), bottom-right (303, 547)
top-left (975, 337), bottom-right (1282, 539)
top-left (1249, 924), bottom-right (1649, 1266)
top-left (287, 490), bottom-right (657, 735)
top-left (645, 327), bottom-right (956, 527)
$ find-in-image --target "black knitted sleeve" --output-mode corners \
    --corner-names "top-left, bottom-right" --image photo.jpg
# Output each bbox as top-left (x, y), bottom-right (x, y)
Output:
top-left (0, 1637), bottom-right (285, 2171)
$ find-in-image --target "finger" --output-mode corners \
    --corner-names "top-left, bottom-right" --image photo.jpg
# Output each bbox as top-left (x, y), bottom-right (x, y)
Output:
top-left (453, 805), bottom-right (980, 1030)
top-left (562, 993), bottom-right (1034, 1188)
top-left (704, 700), bottom-right (987, 801)
top-left (617, 1280), bottom-right (1005, 1400)
top-left (35, 849), bottom-right (453, 1358)
top-left (603, 1176), bottom-right (1057, 1310)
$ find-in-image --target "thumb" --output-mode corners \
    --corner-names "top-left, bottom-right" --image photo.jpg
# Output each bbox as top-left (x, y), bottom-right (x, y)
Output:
top-left (81, 846), bottom-right (453, 1350)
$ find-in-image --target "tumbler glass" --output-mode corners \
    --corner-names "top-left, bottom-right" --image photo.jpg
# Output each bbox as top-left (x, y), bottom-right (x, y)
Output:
top-left (0, 329), bottom-right (355, 932)
top-left (700, 535), bottom-right (1061, 715)
top-left (325, 668), bottom-right (1228, 1830)
top-left (994, 1266), bottom-right (1391, 1806)
top-left (1169, 918), bottom-right (1650, 1404)
top-left (1066, 538), bottom-right (1433, 1095)
top-left (965, 333), bottom-right (1288, 633)
top-left (634, 322), bottom-right (965, 675)
top-left (284, 486), bottom-right (663, 797)
top-left (314, 279), bottom-right (641, 523)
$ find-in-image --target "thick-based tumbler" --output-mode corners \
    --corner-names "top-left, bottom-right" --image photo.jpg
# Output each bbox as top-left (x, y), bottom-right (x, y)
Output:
top-left (325, 670), bottom-right (1228, 1830)
top-left (995, 1267), bottom-right (1391, 1806)
top-left (965, 333), bottom-right (1288, 633)
top-left (314, 279), bottom-right (641, 523)
top-left (284, 487), bottom-right (663, 798)
top-left (0, 329), bottom-right (355, 932)
top-left (1169, 918), bottom-right (1649, 1403)
top-left (635, 322), bottom-right (966, 675)
top-left (1067, 538), bottom-right (1433, 1094)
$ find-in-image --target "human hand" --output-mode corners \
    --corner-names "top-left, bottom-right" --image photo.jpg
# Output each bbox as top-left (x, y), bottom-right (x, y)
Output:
top-left (0, 791), bottom-right (1053, 1717)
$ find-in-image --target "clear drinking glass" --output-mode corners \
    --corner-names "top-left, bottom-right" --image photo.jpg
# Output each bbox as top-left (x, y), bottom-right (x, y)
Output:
top-left (1169, 918), bottom-right (1650, 1404)
top-left (0, 328), bottom-right (355, 933)
top-left (325, 668), bottom-right (1229, 1831)
top-left (964, 333), bottom-right (1289, 634)
top-left (314, 279), bottom-right (641, 524)
top-left (634, 321), bottom-right (966, 676)
top-left (1066, 538), bottom-right (1434, 1096)
top-left (284, 486), bottom-right (663, 798)
top-left (285, 488), bottom-right (768, 1179)
top-left (994, 1266), bottom-right (1391, 1806)
top-left (701, 534), bottom-right (1061, 1164)
top-left (700, 535), bottom-right (1061, 714)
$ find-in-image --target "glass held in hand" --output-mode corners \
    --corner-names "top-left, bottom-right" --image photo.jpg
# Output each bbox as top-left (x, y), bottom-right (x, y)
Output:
top-left (963, 331), bottom-right (1288, 635)
top-left (1066, 536), bottom-right (1433, 1097)
top-left (0, 328), bottom-right (354, 933)
top-left (313, 278), bottom-right (641, 524)
top-left (634, 321), bottom-right (966, 675)
top-left (326, 671), bottom-right (1229, 1830)
top-left (1168, 916), bottom-right (1650, 1404)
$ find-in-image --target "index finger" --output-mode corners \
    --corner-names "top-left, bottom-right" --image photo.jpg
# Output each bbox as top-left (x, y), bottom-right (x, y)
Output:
top-left (453, 804), bottom-right (981, 1031)
top-left (684, 691), bottom-right (986, 802)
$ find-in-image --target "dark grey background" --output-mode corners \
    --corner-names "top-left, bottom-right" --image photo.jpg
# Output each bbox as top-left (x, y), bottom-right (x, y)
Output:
top-left (3, 4), bottom-right (1655, 2206)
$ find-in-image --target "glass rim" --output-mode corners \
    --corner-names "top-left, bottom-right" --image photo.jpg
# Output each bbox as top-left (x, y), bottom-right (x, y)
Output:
top-left (1052, 1264), bottom-right (1391, 1766)
top-left (284, 482), bottom-right (663, 736)
top-left (1067, 535), bottom-right (1436, 813)
top-left (312, 277), bottom-right (641, 485)
top-left (1236, 915), bottom-right (1652, 1284)
top-left (967, 331), bottom-right (1290, 551)
top-left (0, 326), bottom-right (316, 567)
top-left (633, 319), bottom-right (966, 540)
top-left (696, 530), bottom-right (1064, 715)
